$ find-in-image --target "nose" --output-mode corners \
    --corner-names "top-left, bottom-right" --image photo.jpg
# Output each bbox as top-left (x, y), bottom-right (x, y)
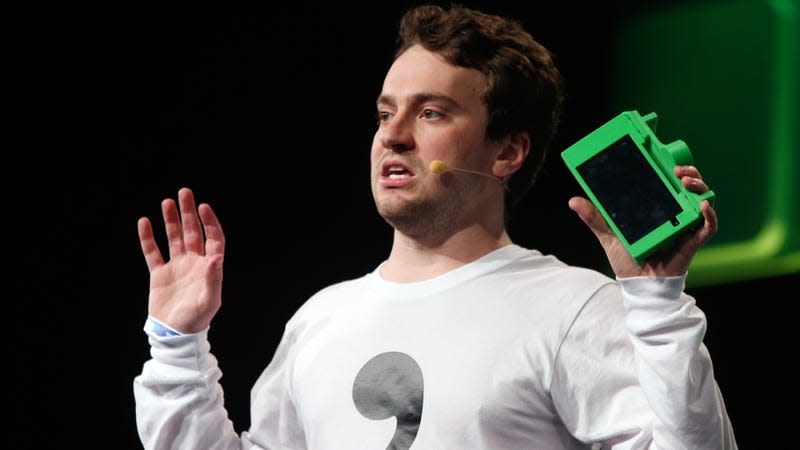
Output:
top-left (378, 113), bottom-right (415, 153)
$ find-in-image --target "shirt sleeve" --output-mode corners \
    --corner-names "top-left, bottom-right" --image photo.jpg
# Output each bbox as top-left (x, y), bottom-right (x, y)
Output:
top-left (244, 318), bottom-right (308, 449)
top-left (132, 320), bottom-right (263, 450)
top-left (551, 275), bottom-right (738, 449)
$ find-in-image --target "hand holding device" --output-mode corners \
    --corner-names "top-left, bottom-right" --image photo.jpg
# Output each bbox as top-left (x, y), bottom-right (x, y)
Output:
top-left (561, 111), bottom-right (715, 265)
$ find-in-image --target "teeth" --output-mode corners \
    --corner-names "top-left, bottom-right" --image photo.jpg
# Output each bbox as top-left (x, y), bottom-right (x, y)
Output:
top-left (385, 165), bottom-right (409, 178)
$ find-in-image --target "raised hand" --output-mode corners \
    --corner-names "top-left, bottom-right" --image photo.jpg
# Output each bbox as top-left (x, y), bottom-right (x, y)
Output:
top-left (568, 165), bottom-right (718, 278)
top-left (138, 187), bottom-right (225, 333)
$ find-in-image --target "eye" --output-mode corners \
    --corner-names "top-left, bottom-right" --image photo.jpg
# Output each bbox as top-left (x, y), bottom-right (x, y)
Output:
top-left (376, 110), bottom-right (392, 124)
top-left (421, 109), bottom-right (442, 120)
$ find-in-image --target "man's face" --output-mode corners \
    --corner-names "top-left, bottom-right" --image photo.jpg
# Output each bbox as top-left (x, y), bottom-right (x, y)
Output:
top-left (371, 45), bottom-right (500, 236)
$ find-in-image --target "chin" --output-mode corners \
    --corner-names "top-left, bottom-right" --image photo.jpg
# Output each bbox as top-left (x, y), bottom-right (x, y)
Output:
top-left (378, 197), bottom-right (447, 236)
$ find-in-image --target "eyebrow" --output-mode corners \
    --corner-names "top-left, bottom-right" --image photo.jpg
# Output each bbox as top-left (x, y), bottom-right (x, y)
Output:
top-left (376, 92), bottom-right (462, 111)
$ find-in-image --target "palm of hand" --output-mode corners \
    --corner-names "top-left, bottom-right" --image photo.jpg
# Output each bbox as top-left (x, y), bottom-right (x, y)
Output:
top-left (148, 252), bottom-right (221, 334)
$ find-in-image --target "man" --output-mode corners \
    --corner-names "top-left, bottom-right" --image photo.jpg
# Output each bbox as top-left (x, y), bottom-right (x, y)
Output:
top-left (134, 4), bottom-right (737, 449)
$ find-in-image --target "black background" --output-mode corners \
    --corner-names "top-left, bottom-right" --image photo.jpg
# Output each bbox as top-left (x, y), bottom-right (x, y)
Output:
top-left (12, 1), bottom-right (782, 448)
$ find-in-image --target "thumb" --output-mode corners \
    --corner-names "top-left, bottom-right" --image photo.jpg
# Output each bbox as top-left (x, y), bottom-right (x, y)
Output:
top-left (204, 254), bottom-right (224, 295)
top-left (568, 196), bottom-right (614, 242)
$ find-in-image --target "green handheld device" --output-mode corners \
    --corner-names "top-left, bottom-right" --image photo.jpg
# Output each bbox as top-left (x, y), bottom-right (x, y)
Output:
top-left (560, 111), bottom-right (715, 264)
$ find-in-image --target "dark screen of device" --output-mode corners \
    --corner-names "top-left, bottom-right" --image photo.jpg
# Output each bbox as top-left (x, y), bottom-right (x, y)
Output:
top-left (576, 135), bottom-right (682, 243)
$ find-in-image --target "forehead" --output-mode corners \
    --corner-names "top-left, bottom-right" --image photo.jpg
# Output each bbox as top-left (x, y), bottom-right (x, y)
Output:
top-left (380, 45), bottom-right (487, 107)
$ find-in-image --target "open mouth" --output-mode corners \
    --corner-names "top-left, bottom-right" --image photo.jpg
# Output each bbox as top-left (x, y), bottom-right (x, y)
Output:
top-left (385, 166), bottom-right (412, 179)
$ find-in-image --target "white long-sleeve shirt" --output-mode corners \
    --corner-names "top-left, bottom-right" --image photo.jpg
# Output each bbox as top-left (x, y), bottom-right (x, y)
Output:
top-left (134, 244), bottom-right (737, 449)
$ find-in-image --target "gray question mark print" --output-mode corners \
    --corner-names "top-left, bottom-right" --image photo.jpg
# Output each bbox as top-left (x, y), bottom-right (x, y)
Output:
top-left (352, 351), bottom-right (424, 450)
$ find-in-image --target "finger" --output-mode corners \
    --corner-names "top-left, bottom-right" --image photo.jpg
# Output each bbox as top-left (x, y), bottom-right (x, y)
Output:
top-left (697, 200), bottom-right (718, 245)
top-left (199, 203), bottom-right (225, 258)
top-left (681, 175), bottom-right (709, 194)
top-left (678, 200), bottom-right (718, 254)
top-left (137, 217), bottom-right (164, 272)
top-left (178, 187), bottom-right (204, 255)
top-left (162, 197), bottom-right (185, 259)
top-left (674, 165), bottom-right (701, 180)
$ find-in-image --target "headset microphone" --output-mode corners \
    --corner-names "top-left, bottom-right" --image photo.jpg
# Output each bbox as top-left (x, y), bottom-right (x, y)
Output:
top-left (428, 160), bottom-right (509, 191)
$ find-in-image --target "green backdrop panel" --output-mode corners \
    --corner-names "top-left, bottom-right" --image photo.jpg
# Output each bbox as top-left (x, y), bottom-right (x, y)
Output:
top-left (610, 0), bottom-right (799, 287)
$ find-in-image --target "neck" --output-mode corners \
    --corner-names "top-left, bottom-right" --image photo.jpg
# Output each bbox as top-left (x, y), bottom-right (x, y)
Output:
top-left (380, 225), bottom-right (513, 283)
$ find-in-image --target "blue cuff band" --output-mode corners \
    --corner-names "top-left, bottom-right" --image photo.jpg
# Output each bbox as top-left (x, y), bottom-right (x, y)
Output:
top-left (144, 316), bottom-right (182, 337)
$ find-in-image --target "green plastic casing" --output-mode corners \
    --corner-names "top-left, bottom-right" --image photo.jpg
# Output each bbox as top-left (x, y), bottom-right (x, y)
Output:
top-left (561, 110), bottom-right (715, 264)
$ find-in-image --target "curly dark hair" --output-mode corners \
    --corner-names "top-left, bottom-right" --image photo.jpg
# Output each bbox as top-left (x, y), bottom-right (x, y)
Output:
top-left (394, 3), bottom-right (565, 220)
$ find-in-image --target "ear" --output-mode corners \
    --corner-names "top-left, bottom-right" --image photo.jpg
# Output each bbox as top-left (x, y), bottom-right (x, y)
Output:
top-left (492, 131), bottom-right (530, 178)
